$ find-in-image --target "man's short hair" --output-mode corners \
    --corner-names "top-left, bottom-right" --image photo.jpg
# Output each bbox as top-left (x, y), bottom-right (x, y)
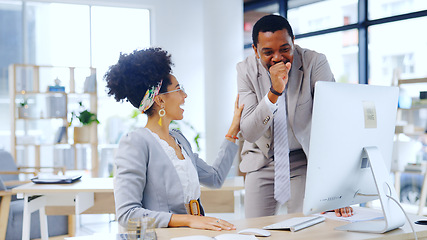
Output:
top-left (252, 14), bottom-right (294, 46)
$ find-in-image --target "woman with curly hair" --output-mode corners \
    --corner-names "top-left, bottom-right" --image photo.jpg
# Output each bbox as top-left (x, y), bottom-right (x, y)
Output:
top-left (105, 47), bottom-right (243, 231)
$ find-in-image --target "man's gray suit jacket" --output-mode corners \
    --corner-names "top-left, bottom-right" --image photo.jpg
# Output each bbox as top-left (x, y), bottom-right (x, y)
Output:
top-left (237, 44), bottom-right (335, 173)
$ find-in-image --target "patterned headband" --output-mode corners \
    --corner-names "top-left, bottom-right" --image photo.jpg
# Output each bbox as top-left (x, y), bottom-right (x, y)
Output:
top-left (138, 80), bottom-right (163, 112)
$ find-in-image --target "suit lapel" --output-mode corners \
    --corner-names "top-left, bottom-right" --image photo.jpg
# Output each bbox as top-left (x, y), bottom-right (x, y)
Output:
top-left (256, 58), bottom-right (271, 98)
top-left (287, 49), bottom-right (303, 128)
top-left (254, 52), bottom-right (303, 128)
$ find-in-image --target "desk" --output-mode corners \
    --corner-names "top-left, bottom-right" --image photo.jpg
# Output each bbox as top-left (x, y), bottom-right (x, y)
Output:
top-left (155, 211), bottom-right (427, 240)
top-left (12, 177), bottom-right (115, 240)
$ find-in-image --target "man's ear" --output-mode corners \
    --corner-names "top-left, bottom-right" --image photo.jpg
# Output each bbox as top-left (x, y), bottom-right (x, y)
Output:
top-left (252, 44), bottom-right (260, 59)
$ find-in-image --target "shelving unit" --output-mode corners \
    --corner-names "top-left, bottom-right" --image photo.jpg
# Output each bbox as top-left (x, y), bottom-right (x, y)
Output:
top-left (9, 64), bottom-right (99, 176)
top-left (396, 77), bottom-right (427, 135)
top-left (395, 77), bottom-right (427, 215)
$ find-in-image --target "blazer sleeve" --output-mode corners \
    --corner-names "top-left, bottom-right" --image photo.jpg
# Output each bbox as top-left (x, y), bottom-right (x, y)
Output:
top-left (308, 50), bottom-right (335, 91)
top-left (237, 57), bottom-right (274, 143)
top-left (114, 131), bottom-right (172, 228)
top-left (171, 129), bottom-right (238, 189)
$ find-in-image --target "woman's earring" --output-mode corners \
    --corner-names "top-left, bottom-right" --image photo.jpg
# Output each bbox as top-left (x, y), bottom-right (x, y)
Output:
top-left (158, 108), bottom-right (166, 126)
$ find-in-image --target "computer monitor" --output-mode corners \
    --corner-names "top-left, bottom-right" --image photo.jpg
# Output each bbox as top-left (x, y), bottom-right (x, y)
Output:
top-left (303, 81), bottom-right (405, 233)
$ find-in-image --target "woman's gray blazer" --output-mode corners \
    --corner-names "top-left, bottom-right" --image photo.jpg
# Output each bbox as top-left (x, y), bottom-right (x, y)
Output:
top-left (114, 128), bottom-right (238, 228)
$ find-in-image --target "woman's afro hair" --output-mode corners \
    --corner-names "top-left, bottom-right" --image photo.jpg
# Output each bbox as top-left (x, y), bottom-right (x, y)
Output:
top-left (104, 47), bottom-right (173, 113)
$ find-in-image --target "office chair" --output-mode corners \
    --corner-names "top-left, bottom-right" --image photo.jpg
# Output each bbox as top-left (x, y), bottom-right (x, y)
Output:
top-left (0, 150), bottom-right (69, 240)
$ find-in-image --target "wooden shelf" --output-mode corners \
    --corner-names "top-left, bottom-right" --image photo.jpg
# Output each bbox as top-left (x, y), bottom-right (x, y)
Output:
top-left (398, 77), bottom-right (427, 85)
top-left (9, 64), bottom-right (99, 177)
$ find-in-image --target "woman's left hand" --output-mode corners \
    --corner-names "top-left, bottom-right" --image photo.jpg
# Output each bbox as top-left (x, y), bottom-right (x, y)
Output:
top-left (187, 215), bottom-right (236, 231)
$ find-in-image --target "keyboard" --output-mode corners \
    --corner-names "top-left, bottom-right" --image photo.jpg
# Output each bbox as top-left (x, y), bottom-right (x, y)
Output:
top-left (263, 216), bottom-right (325, 232)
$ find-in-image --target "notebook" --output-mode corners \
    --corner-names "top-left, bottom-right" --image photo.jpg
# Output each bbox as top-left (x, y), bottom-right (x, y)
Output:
top-left (31, 175), bottom-right (82, 184)
top-left (263, 216), bottom-right (325, 232)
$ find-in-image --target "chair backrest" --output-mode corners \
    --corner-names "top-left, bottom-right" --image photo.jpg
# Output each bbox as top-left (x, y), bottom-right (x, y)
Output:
top-left (0, 177), bottom-right (6, 191)
top-left (0, 150), bottom-right (19, 182)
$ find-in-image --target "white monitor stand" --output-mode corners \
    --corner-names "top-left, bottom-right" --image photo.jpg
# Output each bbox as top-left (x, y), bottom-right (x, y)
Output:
top-left (335, 146), bottom-right (405, 233)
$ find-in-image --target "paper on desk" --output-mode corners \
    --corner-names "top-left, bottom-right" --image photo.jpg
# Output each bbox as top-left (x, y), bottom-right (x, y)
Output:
top-left (171, 234), bottom-right (258, 240)
top-left (316, 207), bottom-right (384, 223)
top-left (65, 233), bottom-right (117, 240)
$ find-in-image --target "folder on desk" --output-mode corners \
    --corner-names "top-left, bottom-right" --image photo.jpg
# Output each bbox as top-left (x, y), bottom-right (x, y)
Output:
top-left (31, 175), bottom-right (82, 184)
top-left (263, 216), bottom-right (325, 232)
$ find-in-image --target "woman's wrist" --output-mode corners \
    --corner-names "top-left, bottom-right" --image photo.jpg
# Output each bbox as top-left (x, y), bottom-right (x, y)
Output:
top-left (227, 126), bottom-right (239, 136)
top-left (225, 134), bottom-right (239, 139)
top-left (169, 214), bottom-right (191, 227)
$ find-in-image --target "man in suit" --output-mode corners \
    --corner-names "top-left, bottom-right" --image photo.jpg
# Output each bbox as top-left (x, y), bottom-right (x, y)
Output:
top-left (237, 14), bottom-right (353, 218)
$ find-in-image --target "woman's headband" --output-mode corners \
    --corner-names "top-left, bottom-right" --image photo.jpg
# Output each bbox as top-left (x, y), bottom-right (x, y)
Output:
top-left (138, 80), bottom-right (163, 112)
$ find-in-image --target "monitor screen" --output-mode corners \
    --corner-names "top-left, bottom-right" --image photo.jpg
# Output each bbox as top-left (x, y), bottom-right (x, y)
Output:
top-left (303, 82), bottom-right (405, 233)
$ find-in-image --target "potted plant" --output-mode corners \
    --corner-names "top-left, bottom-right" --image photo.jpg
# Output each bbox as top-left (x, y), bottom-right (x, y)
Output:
top-left (70, 101), bottom-right (99, 143)
top-left (18, 98), bottom-right (30, 118)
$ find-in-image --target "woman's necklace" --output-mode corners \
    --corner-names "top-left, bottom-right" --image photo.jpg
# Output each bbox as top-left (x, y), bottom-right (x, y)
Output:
top-left (166, 135), bottom-right (184, 160)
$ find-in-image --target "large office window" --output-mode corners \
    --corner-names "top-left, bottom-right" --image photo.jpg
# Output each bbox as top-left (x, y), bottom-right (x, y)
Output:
top-left (244, 0), bottom-right (427, 85)
top-left (295, 30), bottom-right (358, 84)
top-left (28, 2), bottom-right (91, 67)
top-left (369, 0), bottom-right (427, 20)
top-left (369, 16), bottom-right (427, 86)
top-left (288, 0), bottom-right (358, 35)
top-left (243, 3), bottom-right (279, 57)
top-left (91, 6), bottom-right (150, 145)
top-left (0, 0), bottom-right (150, 150)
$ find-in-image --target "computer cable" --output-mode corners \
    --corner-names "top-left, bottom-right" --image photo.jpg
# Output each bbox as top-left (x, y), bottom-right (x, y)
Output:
top-left (385, 184), bottom-right (418, 240)
top-left (357, 189), bottom-right (418, 239)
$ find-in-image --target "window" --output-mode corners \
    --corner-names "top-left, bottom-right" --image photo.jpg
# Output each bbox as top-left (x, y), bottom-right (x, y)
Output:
top-left (288, 0), bottom-right (358, 35)
top-left (0, 0), bottom-right (150, 149)
top-left (28, 2), bottom-right (90, 67)
top-left (369, 17), bottom-right (427, 86)
top-left (369, 0), bottom-right (427, 20)
top-left (244, 3), bottom-right (279, 57)
top-left (244, 0), bottom-right (427, 85)
top-left (0, 1), bottom-right (22, 96)
top-left (91, 5), bottom-right (150, 144)
top-left (295, 30), bottom-right (359, 84)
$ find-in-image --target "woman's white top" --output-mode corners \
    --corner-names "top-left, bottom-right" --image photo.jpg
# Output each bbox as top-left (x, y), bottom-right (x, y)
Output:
top-left (147, 129), bottom-right (201, 203)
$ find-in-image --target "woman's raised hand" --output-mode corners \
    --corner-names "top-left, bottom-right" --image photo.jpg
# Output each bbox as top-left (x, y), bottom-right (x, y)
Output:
top-left (225, 94), bottom-right (244, 142)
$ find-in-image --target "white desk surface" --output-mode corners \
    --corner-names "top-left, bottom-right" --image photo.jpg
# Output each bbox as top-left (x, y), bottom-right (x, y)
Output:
top-left (12, 176), bottom-right (243, 195)
top-left (65, 211), bottom-right (427, 240)
top-left (155, 210), bottom-right (427, 240)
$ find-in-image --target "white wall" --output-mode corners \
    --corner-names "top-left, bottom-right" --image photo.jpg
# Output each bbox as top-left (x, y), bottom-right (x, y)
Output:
top-left (203, 0), bottom-right (244, 164)
top-left (150, 0), bottom-right (207, 159)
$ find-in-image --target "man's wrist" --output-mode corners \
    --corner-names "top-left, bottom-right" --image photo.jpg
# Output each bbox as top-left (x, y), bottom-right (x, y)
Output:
top-left (270, 86), bottom-right (283, 96)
